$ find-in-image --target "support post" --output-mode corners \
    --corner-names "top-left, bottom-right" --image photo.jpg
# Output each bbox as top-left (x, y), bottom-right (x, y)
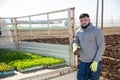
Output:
top-left (13, 18), bottom-right (19, 50)
top-left (47, 13), bottom-right (50, 35)
top-left (96, 0), bottom-right (99, 27)
top-left (29, 16), bottom-right (33, 39)
top-left (68, 7), bottom-right (77, 68)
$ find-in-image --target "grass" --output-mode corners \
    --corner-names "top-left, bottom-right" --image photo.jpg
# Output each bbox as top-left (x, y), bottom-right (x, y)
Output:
top-left (0, 49), bottom-right (65, 70)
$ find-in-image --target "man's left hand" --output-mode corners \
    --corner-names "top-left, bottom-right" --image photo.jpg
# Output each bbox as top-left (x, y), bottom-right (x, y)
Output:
top-left (90, 61), bottom-right (98, 72)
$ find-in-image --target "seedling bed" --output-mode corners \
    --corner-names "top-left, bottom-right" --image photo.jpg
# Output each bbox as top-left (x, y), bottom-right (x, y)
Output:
top-left (0, 49), bottom-right (65, 72)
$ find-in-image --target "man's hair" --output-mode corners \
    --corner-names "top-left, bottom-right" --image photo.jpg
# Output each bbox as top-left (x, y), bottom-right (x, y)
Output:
top-left (79, 13), bottom-right (89, 19)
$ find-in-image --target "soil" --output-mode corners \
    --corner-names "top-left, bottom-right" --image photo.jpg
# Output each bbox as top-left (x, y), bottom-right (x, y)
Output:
top-left (22, 37), bottom-right (69, 45)
top-left (103, 34), bottom-right (120, 59)
top-left (10, 27), bottom-right (120, 40)
top-left (102, 34), bottom-right (120, 80)
top-left (21, 34), bottom-right (120, 80)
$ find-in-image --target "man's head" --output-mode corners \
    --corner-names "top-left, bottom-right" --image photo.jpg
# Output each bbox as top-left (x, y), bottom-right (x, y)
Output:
top-left (79, 13), bottom-right (90, 27)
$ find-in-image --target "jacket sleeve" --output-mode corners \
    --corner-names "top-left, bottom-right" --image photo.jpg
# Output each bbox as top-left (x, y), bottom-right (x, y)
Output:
top-left (94, 30), bottom-right (105, 62)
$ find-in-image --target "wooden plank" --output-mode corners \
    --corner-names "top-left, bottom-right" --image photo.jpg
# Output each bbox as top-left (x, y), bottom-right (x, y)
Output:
top-left (49, 71), bottom-right (77, 80)
top-left (13, 18), bottom-right (19, 49)
top-left (19, 67), bottom-right (76, 80)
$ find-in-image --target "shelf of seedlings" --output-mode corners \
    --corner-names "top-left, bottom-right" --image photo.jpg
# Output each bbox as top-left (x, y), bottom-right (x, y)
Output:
top-left (0, 49), bottom-right (65, 73)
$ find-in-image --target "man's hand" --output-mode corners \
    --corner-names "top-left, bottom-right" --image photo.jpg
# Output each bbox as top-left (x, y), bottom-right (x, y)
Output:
top-left (72, 43), bottom-right (80, 54)
top-left (90, 61), bottom-right (98, 72)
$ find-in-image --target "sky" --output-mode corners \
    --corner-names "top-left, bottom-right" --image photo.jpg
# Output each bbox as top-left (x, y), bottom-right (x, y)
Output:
top-left (0, 0), bottom-right (120, 22)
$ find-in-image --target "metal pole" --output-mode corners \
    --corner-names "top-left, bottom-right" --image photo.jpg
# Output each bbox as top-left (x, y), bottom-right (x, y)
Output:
top-left (0, 26), bottom-right (1, 36)
top-left (96, 0), bottom-right (99, 27)
top-left (47, 13), bottom-right (50, 35)
top-left (29, 16), bottom-right (32, 36)
top-left (111, 16), bottom-right (113, 27)
top-left (101, 0), bottom-right (104, 30)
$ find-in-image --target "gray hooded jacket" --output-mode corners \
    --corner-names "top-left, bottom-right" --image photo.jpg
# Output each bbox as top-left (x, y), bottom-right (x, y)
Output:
top-left (73, 23), bottom-right (105, 62)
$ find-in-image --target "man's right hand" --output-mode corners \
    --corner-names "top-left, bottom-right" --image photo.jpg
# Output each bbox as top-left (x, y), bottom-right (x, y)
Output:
top-left (72, 43), bottom-right (80, 54)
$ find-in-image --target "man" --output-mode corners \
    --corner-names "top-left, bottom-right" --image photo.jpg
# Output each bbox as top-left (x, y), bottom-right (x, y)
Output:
top-left (73, 13), bottom-right (105, 80)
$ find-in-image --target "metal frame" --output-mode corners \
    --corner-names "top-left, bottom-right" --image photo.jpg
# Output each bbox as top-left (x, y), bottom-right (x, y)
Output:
top-left (0, 7), bottom-right (77, 67)
top-left (0, 8), bottom-right (78, 79)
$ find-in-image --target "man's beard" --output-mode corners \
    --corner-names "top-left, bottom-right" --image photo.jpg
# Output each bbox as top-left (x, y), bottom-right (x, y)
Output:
top-left (81, 23), bottom-right (90, 29)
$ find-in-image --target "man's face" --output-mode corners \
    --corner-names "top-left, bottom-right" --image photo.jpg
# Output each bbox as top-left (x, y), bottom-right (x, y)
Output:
top-left (80, 17), bottom-right (90, 27)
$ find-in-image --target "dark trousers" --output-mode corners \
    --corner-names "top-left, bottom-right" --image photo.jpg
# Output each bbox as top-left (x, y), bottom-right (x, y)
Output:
top-left (77, 61), bottom-right (102, 80)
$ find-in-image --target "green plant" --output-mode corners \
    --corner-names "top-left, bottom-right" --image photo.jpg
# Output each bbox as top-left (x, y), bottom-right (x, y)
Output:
top-left (0, 62), bottom-right (13, 72)
top-left (0, 49), bottom-right (65, 70)
top-left (9, 57), bottom-right (65, 70)
top-left (0, 49), bottom-right (33, 63)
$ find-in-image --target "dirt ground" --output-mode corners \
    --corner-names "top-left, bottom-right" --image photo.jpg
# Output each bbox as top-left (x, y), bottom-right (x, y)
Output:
top-left (102, 34), bottom-right (120, 80)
